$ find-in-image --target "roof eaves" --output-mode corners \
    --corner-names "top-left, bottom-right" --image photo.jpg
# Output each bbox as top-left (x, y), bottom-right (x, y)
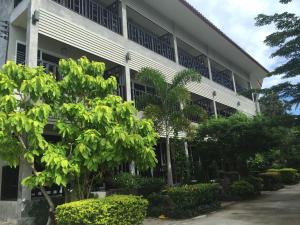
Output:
top-left (179, 0), bottom-right (270, 74)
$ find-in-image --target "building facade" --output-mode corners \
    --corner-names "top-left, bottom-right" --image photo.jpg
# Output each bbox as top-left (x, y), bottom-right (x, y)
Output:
top-left (0, 0), bottom-right (268, 223)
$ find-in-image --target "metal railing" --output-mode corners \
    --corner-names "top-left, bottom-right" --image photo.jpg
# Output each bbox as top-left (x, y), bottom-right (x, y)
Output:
top-left (52, 0), bottom-right (122, 34)
top-left (14, 0), bottom-right (23, 7)
top-left (178, 48), bottom-right (209, 78)
top-left (38, 60), bottom-right (60, 80)
top-left (236, 84), bottom-right (253, 100)
top-left (217, 108), bottom-right (236, 117)
top-left (211, 69), bottom-right (234, 91)
top-left (128, 21), bottom-right (175, 61)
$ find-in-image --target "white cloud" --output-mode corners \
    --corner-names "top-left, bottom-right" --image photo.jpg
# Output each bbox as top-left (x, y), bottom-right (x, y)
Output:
top-left (186, 0), bottom-right (300, 88)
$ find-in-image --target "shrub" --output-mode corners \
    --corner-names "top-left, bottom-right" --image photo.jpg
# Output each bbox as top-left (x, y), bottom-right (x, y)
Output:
top-left (111, 173), bottom-right (165, 196)
top-left (112, 173), bottom-right (140, 189)
top-left (230, 180), bottom-right (255, 199)
top-left (245, 176), bottom-right (263, 194)
top-left (147, 183), bottom-right (220, 219)
top-left (277, 168), bottom-right (298, 184)
top-left (259, 172), bottom-right (283, 191)
top-left (56, 195), bottom-right (148, 225)
top-left (136, 177), bottom-right (165, 196)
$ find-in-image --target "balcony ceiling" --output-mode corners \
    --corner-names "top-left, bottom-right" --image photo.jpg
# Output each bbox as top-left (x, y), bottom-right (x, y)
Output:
top-left (141, 0), bottom-right (269, 83)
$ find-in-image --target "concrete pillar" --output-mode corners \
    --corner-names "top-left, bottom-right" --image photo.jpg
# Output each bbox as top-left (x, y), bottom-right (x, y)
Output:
top-left (207, 58), bottom-right (213, 80)
top-left (0, 0), bottom-right (14, 67)
top-left (25, 0), bottom-right (39, 67)
top-left (121, 0), bottom-right (128, 38)
top-left (213, 100), bottom-right (218, 118)
top-left (172, 35), bottom-right (179, 64)
top-left (232, 71), bottom-right (237, 93)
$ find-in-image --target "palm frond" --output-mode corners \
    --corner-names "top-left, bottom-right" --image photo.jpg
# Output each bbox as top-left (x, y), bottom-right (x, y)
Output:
top-left (143, 104), bottom-right (165, 130)
top-left (136, 67), bottom-right (168, 99)
top-left (135, 92), bottom-right (162, 111)
top-left (167, 86), bottom-right (191, 106)
top-left (171, 69), bottom-right (201, 88)
top-left (183, 104), bottom-right (208, 123)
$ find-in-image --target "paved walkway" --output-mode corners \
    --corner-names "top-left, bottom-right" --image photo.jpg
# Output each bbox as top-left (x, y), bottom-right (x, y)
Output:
top-left (144, 183), bottom-right (300, 225)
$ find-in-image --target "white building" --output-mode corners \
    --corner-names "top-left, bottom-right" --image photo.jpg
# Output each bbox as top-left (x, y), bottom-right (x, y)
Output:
top-left (0, 0), bottom-right (268, 223)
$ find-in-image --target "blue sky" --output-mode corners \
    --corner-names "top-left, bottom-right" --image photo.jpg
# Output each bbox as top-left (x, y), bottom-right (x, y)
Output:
top-left (186, 0), bottom-right (300, 89)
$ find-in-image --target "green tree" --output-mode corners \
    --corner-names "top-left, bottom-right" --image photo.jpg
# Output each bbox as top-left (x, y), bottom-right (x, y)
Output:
top-left (255, 0), bottom-right (300, 107)
top-left (259, 92), bottom-right (287, 116)
top-left (195, 113), bottom-right (285, 177)
top-left (0, 58), bottom-right (158, 225)
top-left (136, 67), bottom-right (206, 185)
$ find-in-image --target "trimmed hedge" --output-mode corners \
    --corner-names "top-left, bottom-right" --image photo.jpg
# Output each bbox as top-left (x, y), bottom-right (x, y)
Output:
top-left (56, 195), bottom-right (148, 225)
top-left (268, 168), bottom-right (299, 184)
top-left (230, 180), bottom-right (255, 199)
top-left (259, 172), bottom-right (283, 191)
top-left (245, 176), bottom-right (263, 194)
top-left (147, 183), bottom-right (220, 219)
top-left (112, 173), bottom-right (165, 196)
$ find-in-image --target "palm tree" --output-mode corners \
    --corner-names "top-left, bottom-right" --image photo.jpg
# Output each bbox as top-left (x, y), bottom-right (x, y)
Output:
top-left (136, 68), bottom-right (207, 185)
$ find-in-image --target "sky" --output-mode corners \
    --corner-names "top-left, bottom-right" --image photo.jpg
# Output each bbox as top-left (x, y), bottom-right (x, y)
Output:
top-left (186, 0), bottom-right (300, 89)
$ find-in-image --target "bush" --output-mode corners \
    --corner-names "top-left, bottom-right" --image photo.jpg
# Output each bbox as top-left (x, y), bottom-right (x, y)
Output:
top-left (111, 173), bottom-right (165, 196)
top-left (136, 177), bottom-right (165, 196)
top-left (271, 168), bottom-right (298, 184)
top-left (147, 183), bottom-right (220, 219)
top-left (56, 195), bottom-right (148, 225)
top-left (245, 176), bottom-right (263, 194)
top-left (230, 180), bottom-right (255, 199)
top-left (112, 173), bottom-right (140, 189)
top-left (259, 172), bottom-right (283, 191)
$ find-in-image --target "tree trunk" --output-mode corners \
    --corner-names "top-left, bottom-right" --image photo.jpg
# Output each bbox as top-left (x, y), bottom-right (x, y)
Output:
top-left (166, 134), bottom-right (173, 186)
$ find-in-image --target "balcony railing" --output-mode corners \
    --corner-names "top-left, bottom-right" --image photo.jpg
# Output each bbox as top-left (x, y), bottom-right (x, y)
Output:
top-left (211, 69), bottom-right (234, 91)
top-left (178, 49), bottom-right (209, 78)
top-left (128, 22), bottom-right (175, 61)
top-left (217, 108), bottom-right (236, 117)
top-left (52, 0), bottom-right (122, 34)
top-left (236, 85), bottom-right (253, 100)
top-left (14, 0), bottom-right (23, 7)
top-left (38, 60), bottom-right (60, 80)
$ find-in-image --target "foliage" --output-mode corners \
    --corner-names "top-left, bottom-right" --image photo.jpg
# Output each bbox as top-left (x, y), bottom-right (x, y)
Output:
top-left (136, 67), bottom-right (206, 185)
top-left (259, 172), bottom-right (283, 191)
top-left (112, 173), bottom-right (140, 189)
top-left (230, 180), bottom-right (255, 199)
top-left (56, 195), bottom-right (148, 225)
top-left (267, 168), bottom-right (299, 184)
top-left (0, 58), bottom-right (158, 223)
top-left (147, 183), bottom-right (220, 219)
top-left (111, 173), bottom-right (165, 196)
top-left (259, 92), bottom-right (287, 116)
top-left (247, 153), bottom-right (269, 172)
top-left (255, 0), bottom-right (300, 108)
top-left (245, 176), bottom-right (263, 194)
top-left (195, 113), bottom-right (286, 177)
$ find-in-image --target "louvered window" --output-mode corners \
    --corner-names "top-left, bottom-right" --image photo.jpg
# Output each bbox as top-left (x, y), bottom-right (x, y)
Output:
top-left (16, 43), bottom-right (26, 65)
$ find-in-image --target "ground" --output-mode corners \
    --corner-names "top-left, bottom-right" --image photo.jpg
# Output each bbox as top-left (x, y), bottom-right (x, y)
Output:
top-left (144, 183), bottom-right (300, 225)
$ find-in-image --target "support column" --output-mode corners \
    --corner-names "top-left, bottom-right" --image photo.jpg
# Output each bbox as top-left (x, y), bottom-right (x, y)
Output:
top-left (25, 1), bottom-right (39, 67)
top-left (121, 0), bottom-right (135, 174)
top-left (18, 0), bottom-right (39, 219)
top-left (232, 71), bottom-right (237, 93)
top-left (207, 58), bottom-right (213, 80)
top-left (213, 100), bottom-right (218, 118)
top-left (172, 34), bottom-right (179, 64)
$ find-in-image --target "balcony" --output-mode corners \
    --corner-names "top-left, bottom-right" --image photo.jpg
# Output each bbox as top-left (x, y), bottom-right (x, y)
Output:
top-left (236, 84), bottom-right (253, 100)
top-left (128, 22), bottom-right (175, 61)
top-left (52, 0), bottom-right (122, 34)
top-left (178, 48), bottom-right (209, 78)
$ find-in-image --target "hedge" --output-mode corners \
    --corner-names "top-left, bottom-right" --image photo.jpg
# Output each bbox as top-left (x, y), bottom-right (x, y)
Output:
top-left (230, 180), bottom-right (255, 199)
top-left (268, 168), bottom-right (299, 184)
top-left (56, 195), bottom-right (148, 225)
top-left (245, 176), bottom-right (263, 194)
top-left (147, 183), bottom-right (220, 219)
top-left (112, 173), bottom-right (165, 196)
top-left (259, 172), bottom-right (283, 191)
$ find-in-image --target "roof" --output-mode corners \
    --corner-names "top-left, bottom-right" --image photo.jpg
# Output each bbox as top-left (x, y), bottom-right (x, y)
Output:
top-left (179, 0), bottom-right (269, 74)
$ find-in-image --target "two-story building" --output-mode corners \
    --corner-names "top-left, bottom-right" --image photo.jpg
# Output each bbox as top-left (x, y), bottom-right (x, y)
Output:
top-left (0, 0), bottom-right (268, 223)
